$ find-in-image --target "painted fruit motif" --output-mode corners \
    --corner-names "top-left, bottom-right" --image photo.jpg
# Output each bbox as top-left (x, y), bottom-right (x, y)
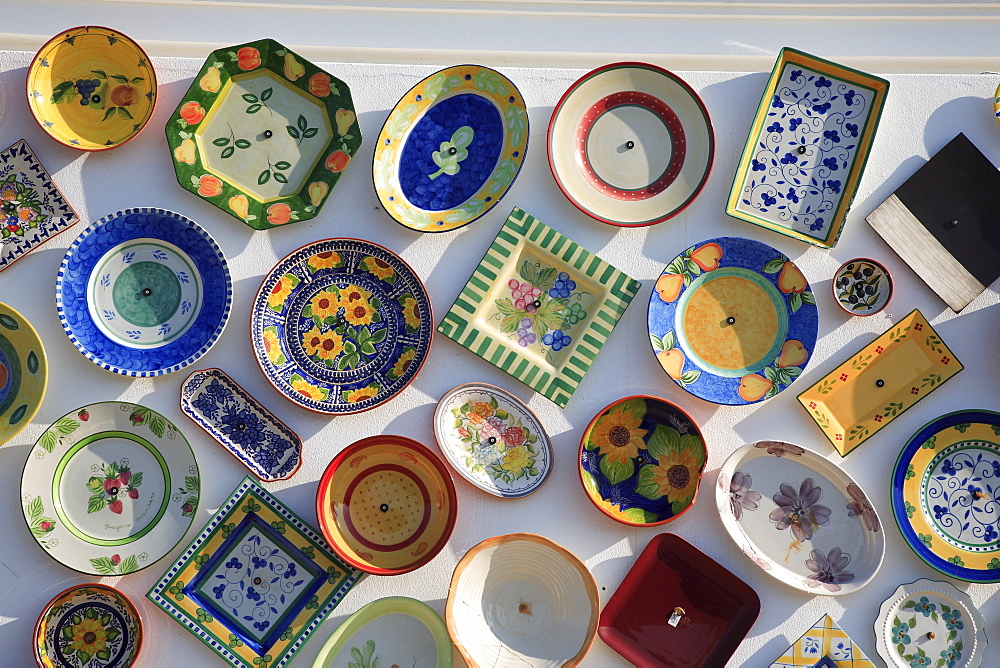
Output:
top-left (690, 242), bottom-right (722, 271)
top-left (309, 181), bottom-right (329, 207)
top-left (777, 262), bottom-right (808, 294)
top-left (657, 349), bottom-right (685, 380)
top-left (655, 273), bottom-right (683, 303)
top-left (110, 84), bottom-right (138, 107)
top-left (335, 109), bottom-right (356, 136)
top-left (236, 47), bottom-right (261, 70)
top-left (200, 66), bottom-right (221, 93)
top-left (229, 195), bottom-right (249, 220)
top-left (326, 150), bottom-right (351, 173)
top-left (777, 340), bottom-right (808, 368)
top-left (198, 175), bottom-right (223, 197)
top-left (738, 374), bottom-right (773, 402)
top-left (283, 53), bottom-right (304, 81)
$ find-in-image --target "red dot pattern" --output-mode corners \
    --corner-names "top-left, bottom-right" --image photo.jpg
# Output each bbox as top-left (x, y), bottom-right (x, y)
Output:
top-left (342, 463), bottom-right (431, 553)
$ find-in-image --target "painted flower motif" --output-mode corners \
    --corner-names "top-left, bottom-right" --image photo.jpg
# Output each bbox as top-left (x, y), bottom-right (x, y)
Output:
top-left (302, 326), bottom-right (344, 361)
top-left (310, 290), bottom-right (341, 321)
top-left (803, 546), bottom-right (855, 592)
top-left (846, 482), bottom-right (879, 532)
top-left (769, 478), bottom-right (832, 543)
top-left (790, 69), bottom-right (802, 81)
top-left (466, 402), bottom-right (494, 425)
top-left (940, 644), bottom-right (962, 668)
top-left (822, 157), bottom-right (839, 171)
top-left (473, 440), bottom-right (501, 467)
top-left (825, 180), bottom-right (841, 194)
top-left (789, 117), bottom-right (803, 131)
top-left (268, 274), bottom-right (296, 311)
top-left (942, 608), bottom-right (964, 631)
top-left (742, 545), bottom-right (772, 570)
top-left (844, 90), bottom-right (857, 106)
top-left (815, 76), bottom-right (832, 88)
top-left (780, 152), bottom-right (798, 165)
top-left (754, 441), bottom-right (804, 457)
top-left (844, 122), bottom-right (858, 137)
top-left (179, 101), bottom-right (206, 125)
top-left (173, 138), bottom-right (196, 164)
top-left (338, 284), bottom-right (372, 308)
top-left (941, 458), bottom-right (958, 476)
top-left (502, 426), bottom-right (525, 449)
top-left (647, 447), bottom-right (702, 506)
top-left (915, 596), bottom-right (937, 617)
top-left (343, 299), bottom-right (375, 326)
top-left (70, 616), bottom-right (108, 656)
top-left (401, 295), bottom-right (421, 330)
top-left (267, 202), bottom-right (292, 225)
top-left (813, 102), bottom-right (831, 114)
top-left (891, 620), bottom-right (911, 645)
top-left (480, 417), bottom-right (504, 442)
top-left (291, 377), bottom-right (326, 401)
top-left (308, 251), bottom-right (342, 271)
top-left (761, 193), bottom-right (777, 207)
top-left (771, 94), bottom-right (785, 109)
top-left (752, 158), bottom-right (766, 172)
top-left (729, 470), bottom-right (762, 520)
top-left (262, 328), bottom-right (283, 363)
top-left (501, 445), bottom-right (531, 475)
top-left (345, 385), bottom-right (379, 403)
top-left (767, 122), bottom-right (783, 133)
top-left (588, 403), bottom-right (648, 466)
top-left (910, 655), bottom-right (932, 667)
top-left (361, 256), bottom-right (395, 281)
top-left (236, 46), bottom-right (261, 70)
top-left (823, 129), bottom-right (841, 143)
top-left (809, 217), bottom-right (826, 231)
top-left (389, 348), bottom-right (416, 378)
top-left (220, 407), bottom-right (267, 450)
top-left (785, 187), bottom-right (800, 204)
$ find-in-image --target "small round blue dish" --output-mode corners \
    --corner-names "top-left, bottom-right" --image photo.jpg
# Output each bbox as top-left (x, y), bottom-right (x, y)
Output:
top-left (56, 207), bottom-right (232, 376)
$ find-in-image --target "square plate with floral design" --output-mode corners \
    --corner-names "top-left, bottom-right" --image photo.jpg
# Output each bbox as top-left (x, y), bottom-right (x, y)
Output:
top-left (437, 207), bottom-right (641, 407)
top-left (147, 477), bottom-right (363, 668)
top-left (0, 139), bottom-right (78, 272)
top-left (727, 48), bottom-right (889, 248)
top-left (771, 613), bottom-right (875, 667)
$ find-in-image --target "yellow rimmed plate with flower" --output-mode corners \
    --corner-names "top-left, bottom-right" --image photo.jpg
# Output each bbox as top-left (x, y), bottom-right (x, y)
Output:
top-left (35, 583), bottom-right (142, 667)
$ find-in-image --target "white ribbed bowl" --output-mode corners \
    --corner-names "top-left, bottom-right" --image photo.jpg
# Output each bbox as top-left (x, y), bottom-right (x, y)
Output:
top-left (446, 533), bottom-right (599, 667)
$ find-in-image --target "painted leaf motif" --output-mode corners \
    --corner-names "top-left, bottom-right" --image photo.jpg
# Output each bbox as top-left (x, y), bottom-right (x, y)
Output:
top-left (90, 557), bottom-right (116, 575)
top-left (635, 464), bottom-right (663, 500)
top-left (0, 314), bottom-right (18, 330)
top-left (763, 258), bottom-right (785, 273)
top-left (119, 554), bottom-right (138, 574)
top-left (646, 423), bottom-right (680, 462)
top-left (599, 454), bottom-right (634, 486)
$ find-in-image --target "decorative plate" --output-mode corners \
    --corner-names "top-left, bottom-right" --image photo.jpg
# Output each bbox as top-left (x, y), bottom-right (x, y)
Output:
top-left (994, 82), bottom-right (1000, 127)
top-left (875, 579), bottom-right (986, 668)
top-left (27, 26), bottom-right (156, 151)
top-left (0, 302), bottom-right (46, 446)
top-left (316, 435), bottom-right (458, 575)
top-left (579, 395), bottom-right (707, 526)
top-left (798, 310), bottom-right (963, 456)
top-left (251, 238), bottom-right (432, 414)
top-left (600, 533), bottom-right (760, 667)
top-left (55, 207), bottom-right (232, 377)
top-left (432, 382), bottom-right (552, 498)
top-left (167, 38), bottom-right (360, 229)
top-left (438, 206), bottom-right (641, 408)
top-left (312, 596), bottom-right (453, 668)
top-left (446, 533), bottom-right (599, 667)
top-left (374, 64), bottom-right (528, 233)
top-left (647, 236), bottom-right (818, 405)
top-left (547, 62), bottom-right (714, 226)
top-left (892, 410), bottom-right (1000, 582)
top-left (20, 401), bottom-right (200, 576)
top-left (727, 47), bottom-right (890, 248)
top-left (717, 441), bottom-right (885, 595)
top-left (35, 583), bottom-right (143, 667)
top-left (180, 368), bottom-right (302, 482)
top-left (0, 139), bottom-right (80, 272)
top-left (148, 477), bottom-right (363, 668)
top-left (771, 614), bottom-right (875, 667)
top-left (833, 258), bottom-right (892, 316)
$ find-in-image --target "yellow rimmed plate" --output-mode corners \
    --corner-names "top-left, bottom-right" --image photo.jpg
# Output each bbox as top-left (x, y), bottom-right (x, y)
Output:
top-left (0, 302), bottom-right (46, 446)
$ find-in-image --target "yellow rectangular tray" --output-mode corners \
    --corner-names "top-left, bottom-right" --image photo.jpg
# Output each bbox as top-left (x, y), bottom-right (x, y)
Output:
top-left (797, 309), bottom-right (962, 455)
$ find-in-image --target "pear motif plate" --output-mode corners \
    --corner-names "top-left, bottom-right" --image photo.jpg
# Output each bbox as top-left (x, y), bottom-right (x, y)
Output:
top-left (0, 302), bottom-right (47, 447)
top-left (647, 236), bottom-right (818, 404)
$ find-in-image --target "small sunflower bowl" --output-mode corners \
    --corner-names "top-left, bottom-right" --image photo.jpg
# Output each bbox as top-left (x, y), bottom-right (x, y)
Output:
top-left (35, 583), bottom-right (142, 667)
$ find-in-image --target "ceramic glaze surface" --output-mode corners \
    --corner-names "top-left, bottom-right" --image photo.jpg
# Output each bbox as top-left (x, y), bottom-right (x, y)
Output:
top-left (21, 402), bottom-right (198, 575)
top-left (251, 239), bottom-right (432, 414)
top-left (718, 441), bottom-right (884, 595)
top-left (647, 236), bottom-right (817, 405)
top-left (35, 584), bottom-right (142, 668)
top-left (0, 302), bottom-right (46, 446)
top-left (771, 614), bottom-right (875, 667)
top-left (0, 139), bottom-right (79, 271)
top-left (27, 26), bottom-right (156, 151)
top-left (834, 258), bottom-right (892, 315)
top-left (433, 383), bottom-right (552, 498)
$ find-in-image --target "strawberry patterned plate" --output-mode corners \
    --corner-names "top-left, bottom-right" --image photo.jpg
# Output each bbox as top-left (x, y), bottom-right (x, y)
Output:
top-left (20, 402), bottom-right (200, 576)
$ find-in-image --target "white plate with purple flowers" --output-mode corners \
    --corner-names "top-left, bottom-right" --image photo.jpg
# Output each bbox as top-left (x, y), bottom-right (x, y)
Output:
top-left (716, 440), bottom-right (884, 595)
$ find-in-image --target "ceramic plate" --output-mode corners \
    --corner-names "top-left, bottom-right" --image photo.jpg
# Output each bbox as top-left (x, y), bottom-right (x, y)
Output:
top-left (579, 395), bottom-right (706, 526)
top-left (148, 477), bottom-right (363, 668)
top-left (438, 207), bottom-right (641, 407)
top-left (0, 139), bottom-right (80, 272)
top-left (892, 410), bottom-right (1000, 582)
top-left (600, 533), bottom-right (760, 667)
top-left (771, 614), bottom-right (875, 667)
top-left (35, 583), bottom-right (143, 667)
top-left (717, 441), bottom-right (885, 595)
top-left (55, 207), bottom-right (232, 377)
top-left (167, 39), bottom-right (360, 229)
top-left (833, 258), bottom-right (892, 316)
top-left (433, 382), bottom-right (552, 498)
top-left (648, 236), bottom-right (818, 405)
top-left (20, 401), bottom-right (199, 576)
top-left (251, 238), bottom-right (432, 414)
top-left (180, 368), bottom-right (302, 482)
top-left (547, 62), bottom-right (714, 226)
top-left (875, 579), bottom-right (986, 668)
top-left (27, 26), bottom-right (156, 151)
top-left (316, 435), bottom-right (458, 575)
top-left (727, 47), bottom-right (889, 248)
top-left (374, 64), bottom-right (528, 233)
top-left (0, 302), bottom-right (46, 446)
top-left (447, 533), bottom-right (599, 667)
top-left (313, 596), bottom-right (453, 668)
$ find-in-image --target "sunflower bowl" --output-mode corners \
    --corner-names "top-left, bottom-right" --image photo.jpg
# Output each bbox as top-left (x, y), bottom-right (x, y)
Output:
top-left (34, 583), bottom-right (143, 666)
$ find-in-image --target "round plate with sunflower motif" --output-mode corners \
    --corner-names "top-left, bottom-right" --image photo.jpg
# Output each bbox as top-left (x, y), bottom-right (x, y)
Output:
top-left (251, 238), bottom-right (432, 414)
top-left (0, 302), bottom-right (47, 447)
top-left (579, 395), bottom-right (707, 526)
top-left (35, 583), bottom-right (142, 667)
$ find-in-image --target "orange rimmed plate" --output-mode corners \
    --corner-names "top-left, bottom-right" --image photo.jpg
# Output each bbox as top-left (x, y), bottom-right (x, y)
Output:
top-left (317, 435), bottom-right (457, 575)
top-left (27, 26), bottom-right (156, 151)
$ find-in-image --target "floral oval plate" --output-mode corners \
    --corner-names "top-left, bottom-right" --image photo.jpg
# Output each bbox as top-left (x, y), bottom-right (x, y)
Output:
top-left (56, 207), bottom-right (232, 377)
top-left (547, 62), bottom-right (714, 227)
top-left (312, 596), bottom-right (453, 668)
top-left (647, 236), bottom-right (818, 404)
top-left (433, 382), bottom-right (552, 498)
top-left (20, 402), bottom-right (200, 576)
top-left (251, 238), bottom-right (432, 414)
top-left (316, 435), bottom-right (457, 575)
top-left (892, 410), bottom-right (1000, 582)
top-left (579, 395), bottom-right (706, 526)
top-left (35, 583), bottom-right (142, 667)
top-left (833, 258), bottom-right (892, 316)
top-left (717, 441), bottom-right (884, 595)
top-left (374, 64), bottom-right (528, 233)
top-left (0, 302), bottom-right (47, 446)
top-left (27, 26), bottom-right (156, 151)
top-left (875, 578), bottom-right (986, 668)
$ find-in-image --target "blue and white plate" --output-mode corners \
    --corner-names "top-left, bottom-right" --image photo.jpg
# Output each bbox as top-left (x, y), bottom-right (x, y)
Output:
top-left (56, 207), bottom-right (232, 376)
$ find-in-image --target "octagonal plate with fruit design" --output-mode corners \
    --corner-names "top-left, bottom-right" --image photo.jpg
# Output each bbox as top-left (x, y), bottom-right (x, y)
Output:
top-left (167, 39), bottom-right (361, 230)
top-left (20, 402), bottom-right (199, 575)
top-left (647, 236), bottom-right (818, 405)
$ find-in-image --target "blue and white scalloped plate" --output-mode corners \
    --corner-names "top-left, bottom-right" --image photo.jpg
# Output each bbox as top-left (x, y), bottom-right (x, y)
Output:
top-left (56, 207), bottom-right (232, 376)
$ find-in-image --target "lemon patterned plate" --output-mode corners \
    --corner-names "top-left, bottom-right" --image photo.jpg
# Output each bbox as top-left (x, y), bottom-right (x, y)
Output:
top-left (27, 26), bottom-right (156, 151)
top-left (0, 302), bottom-right (47, 447)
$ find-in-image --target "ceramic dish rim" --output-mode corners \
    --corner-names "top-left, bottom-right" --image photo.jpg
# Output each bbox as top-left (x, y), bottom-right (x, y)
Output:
top-left (0, 300), bottom-right (48, 447)
top-left (832, 257), bottom-right (893, 317)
